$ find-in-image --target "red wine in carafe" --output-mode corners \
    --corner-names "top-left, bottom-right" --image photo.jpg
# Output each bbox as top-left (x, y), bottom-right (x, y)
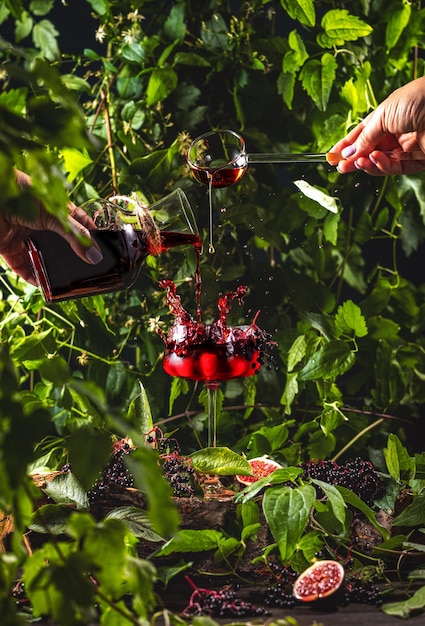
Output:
top-left (26, 229), bottom-right (202, 303)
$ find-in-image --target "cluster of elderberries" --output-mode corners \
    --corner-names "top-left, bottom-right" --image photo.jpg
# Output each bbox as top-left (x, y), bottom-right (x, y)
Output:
top-left (161, 451), bottom-right (197, 497)
top-left (87, 438), bottom-right (135, 501)
top-left (344, 573), bottom-right (383, 606)
top-left (145, 427), bottom-right (198, 498)
top-left (181, 578), bottom-right (270, 618)
top-left (301, 457), bottom-right (383, 505)
top-left (12, 580), bottom-right (30, 610)
top-left (253, 562), bottom-right (299, 608)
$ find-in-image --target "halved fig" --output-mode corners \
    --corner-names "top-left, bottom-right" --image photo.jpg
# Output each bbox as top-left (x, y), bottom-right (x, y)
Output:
top-left (293, 560), bottom-right (345, 603)
top-left (236, 456), bottom-right (282, 486)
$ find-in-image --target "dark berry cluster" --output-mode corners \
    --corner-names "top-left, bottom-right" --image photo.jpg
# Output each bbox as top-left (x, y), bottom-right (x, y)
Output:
top-left (12, 580), bottom-right (30, 610)
top-left (257, 562), bottom-right (299, 608)
top-left (344, 573), bottom-right (383, 606)
top-left (301, 457), bottom-right (383, 505)
top-left (182, 580), bottom-right (270, 618)
top-left (88, 439), bottom-right (134, 501)
top-left (144, 426), bottom-right (181, 454)
top-left (161, 451), bottom-right (197, 497)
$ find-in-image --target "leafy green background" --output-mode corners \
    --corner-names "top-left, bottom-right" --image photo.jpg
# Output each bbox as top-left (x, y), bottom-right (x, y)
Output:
top-left (2, 0), bottom-right (425, 622)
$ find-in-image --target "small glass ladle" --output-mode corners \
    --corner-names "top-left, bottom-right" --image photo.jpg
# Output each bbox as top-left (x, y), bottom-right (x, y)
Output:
top-left (187, 129), bottom-right (425, 188)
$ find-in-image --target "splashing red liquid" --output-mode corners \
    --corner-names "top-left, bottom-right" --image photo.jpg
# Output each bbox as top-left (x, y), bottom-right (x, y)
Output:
top-left (160, 281), bottom-right (275, 383)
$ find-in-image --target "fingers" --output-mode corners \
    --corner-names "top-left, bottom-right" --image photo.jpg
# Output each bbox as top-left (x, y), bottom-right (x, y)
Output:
top-left (44, 204), bottom-right (103, 265)
top-left (1, 249), bottom-right (38, 285)
top-left (57, 217), bottom-right (104, 265)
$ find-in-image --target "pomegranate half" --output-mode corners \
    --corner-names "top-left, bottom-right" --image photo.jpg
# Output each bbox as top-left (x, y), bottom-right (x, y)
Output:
top-left (236, 456), bottom-right (282, 486)
top-left (293, 560), bottom-right (345, 603)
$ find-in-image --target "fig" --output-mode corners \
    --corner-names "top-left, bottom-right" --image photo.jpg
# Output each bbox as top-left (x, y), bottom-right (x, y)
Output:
top-left (236, 456), bottom-right (282, 486)
top-left (293, 560), bottom-right (345, 603)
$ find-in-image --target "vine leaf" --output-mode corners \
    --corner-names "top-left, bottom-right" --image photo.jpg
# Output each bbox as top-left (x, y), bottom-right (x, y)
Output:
top-left (146, 67), bottom-right (178, 106)
top-left (299, 53), bottom-right (337, 111)
top-left (263, 484), bottom-right (316, 562)
top-left (127, 381), bottom-right (153, 436)
top-left (321, 9), bottom-right (373, 44)
top-left (382, 586), bottom-right (425, 619)
top-left (298, 340), bottom-right (355, 381)
top-left (190, 447), bottom-right (252, 475)
top-left (280, 0), bottom-right (315, 28)
top-left (155, 528), bottom-right (223, 556)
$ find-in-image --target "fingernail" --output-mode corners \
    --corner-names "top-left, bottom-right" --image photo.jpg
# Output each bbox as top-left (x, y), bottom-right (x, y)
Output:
top-left (86, 246), bottom-right (103, 264)
top-left (369, 154), bottom-right (378, 165)
top-left (341, 145), bottom-right (356, 158)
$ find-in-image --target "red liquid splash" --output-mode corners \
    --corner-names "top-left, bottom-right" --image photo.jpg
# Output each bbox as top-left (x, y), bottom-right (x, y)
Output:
top-left (160, 282), bottom-right (275, 383)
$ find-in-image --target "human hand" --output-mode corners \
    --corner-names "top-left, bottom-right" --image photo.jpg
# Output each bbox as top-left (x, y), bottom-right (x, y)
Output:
top-left (331, 77), bottom-right (425, 175)
top-left (0, 170), bottom-right (103, 285)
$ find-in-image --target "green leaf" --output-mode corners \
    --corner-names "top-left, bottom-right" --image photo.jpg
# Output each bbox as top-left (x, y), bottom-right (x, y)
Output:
top-left (61, 147), bottom-right (93, 182)
top-left (15, 11), bottom-right (33, 41)
top-left (30, 504), bottom-right (73, 534)
top-left (263, 484), bottom-right (316, 562)
top-left (43, 473), bottom-right (90, 510)
top-left (127, 381), bottom-right (154, 436)
top-left (336, 486), bottom-right (389, 539)
top-left (299, 53), bottom-right (337, 111)
top-left (293, 179), bottom-right (339, 213)
top-left (67, 427), bottom-right (112, 492)
top-left (30, 1), bottom-right (54, 16)
top-left (200, 13), bottom-right (230, 50)
top-left (38, 355), bottom-right (69, 385)
top-left (163, 3), bottom-right (186, 42)
top-left (335, 300), bottom-right (368, 338)
top-left (155, 528), bottom-right (223, 556)
top-left (32, 19), bottom-right (59, 60)
top-left (384, 433), bottom-right (416, 483)
top-left (312, 479), bottom-right (346, 526)
top-left (277, 71), bottom-right (296, 109)
top-left (190, 447), bottom-right (252, 476)
top-left (105, 507), bottom-right (164, 542)
top-left (168, 376), bottom-right (189, 415)
top-left (130, 140), bottom-right (180, 189)
top-left (321, 9), bottom-right (373, 44)
top-left (382, 585), bottom-right (425, 618)
top-left (146, 67), bottom-right (178, 106)
top-left (392, 495), bottom-right (425, 528)
top-left (386, 1), bottom-right (411, 51)
top-left (174, 51), bottom-right (211, 66)
top-left (280, 372), bottom-right (299, 415)
top-left (126, 447), bottom-right (179, 539)
top-left (280, 0), bottom-right (315, 27)
top-left (85, 0), bottom-right (109, 15)
top-left (298, 340), bottom-right (355, 381)
top-left (287, 335), bottom-right (307, 372)
top-left (235, 467), bottom-right (304, 503)
top-left (323, 211), bottom-right (340, 245)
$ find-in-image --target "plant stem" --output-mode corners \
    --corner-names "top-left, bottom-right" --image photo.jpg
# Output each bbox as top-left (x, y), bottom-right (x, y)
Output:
top-left (331, 417), bottom-right (384, 463)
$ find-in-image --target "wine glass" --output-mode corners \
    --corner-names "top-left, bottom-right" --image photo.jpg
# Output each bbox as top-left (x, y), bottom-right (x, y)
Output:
top-left (163, 323), bottom-right (262, 447)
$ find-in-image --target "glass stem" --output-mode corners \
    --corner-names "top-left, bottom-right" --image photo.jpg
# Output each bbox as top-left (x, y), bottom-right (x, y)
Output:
top-left (206, 382), bottom-right (220, 447)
